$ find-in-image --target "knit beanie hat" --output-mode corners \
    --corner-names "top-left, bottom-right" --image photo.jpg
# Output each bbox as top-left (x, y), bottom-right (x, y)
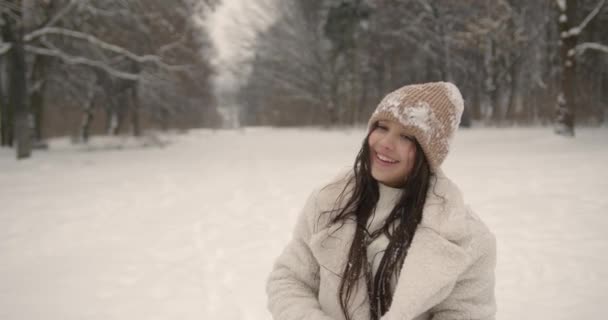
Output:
top-left (367, 81), bottom-right (464, 172)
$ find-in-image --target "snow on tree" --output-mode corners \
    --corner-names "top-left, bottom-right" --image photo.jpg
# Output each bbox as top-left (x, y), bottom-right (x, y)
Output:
top-left (555, 0), bottom-right (607, 136)
top-left (1, 0), bottom-right (219, 155)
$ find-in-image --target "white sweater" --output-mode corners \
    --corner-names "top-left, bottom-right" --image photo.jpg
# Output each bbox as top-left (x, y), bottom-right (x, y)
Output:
top-left (267, 170), bottom-right (496, 320)
top-left (366, 183), bottom-right (403, 283)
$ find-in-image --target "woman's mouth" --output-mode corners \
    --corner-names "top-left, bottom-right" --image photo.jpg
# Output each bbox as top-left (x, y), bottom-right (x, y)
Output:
top-left (374, 151), bottom-right (399, 165)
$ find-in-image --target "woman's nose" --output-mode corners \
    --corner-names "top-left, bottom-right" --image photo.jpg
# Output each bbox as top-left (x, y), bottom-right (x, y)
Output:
top-left (378, 134), bottom-right (396, 150)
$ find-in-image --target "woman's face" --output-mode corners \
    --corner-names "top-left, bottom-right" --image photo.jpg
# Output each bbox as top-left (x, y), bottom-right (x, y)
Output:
top-left (368, 120), bottom-right (417, 188)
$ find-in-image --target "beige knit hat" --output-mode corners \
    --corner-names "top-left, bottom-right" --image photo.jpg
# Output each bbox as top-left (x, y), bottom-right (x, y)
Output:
top-left (367, 82), bottom-right (464, 172)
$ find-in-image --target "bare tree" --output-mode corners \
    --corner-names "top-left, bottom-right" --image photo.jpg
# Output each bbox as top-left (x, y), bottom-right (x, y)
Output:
top-left (1, 0), bottom-right (31, 158)
top-left (555, 0), bottom-right (607, 136)
top-left (230, 0), bottom-right (608, 130)
top-left (237, 0), bottom-right (373, 126)
top-left (1, 0), bottom-right (218, 152)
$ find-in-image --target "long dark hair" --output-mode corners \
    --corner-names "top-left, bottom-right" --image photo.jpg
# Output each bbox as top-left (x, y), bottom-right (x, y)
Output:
top-left (327, 122), bottom-right (432, 320)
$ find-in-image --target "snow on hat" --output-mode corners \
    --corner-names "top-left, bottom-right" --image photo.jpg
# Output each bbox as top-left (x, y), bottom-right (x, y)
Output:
top-left (367, 81), bottom-right (464, 172)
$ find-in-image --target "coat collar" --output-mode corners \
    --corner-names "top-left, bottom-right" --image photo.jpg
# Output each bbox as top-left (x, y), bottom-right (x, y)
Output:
top-left (310, 169), bottom-right (472, 320)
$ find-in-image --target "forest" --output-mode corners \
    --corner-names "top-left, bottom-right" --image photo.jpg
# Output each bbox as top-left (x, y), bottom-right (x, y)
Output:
top-left (2, 0), bottom-right (607, 159)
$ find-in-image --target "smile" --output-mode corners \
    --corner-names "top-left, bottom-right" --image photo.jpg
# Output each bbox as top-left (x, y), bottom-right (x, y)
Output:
top-left (375, 151), bottom-right (399, 164)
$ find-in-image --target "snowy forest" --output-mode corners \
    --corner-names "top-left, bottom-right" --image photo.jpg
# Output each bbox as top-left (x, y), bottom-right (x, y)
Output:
top-left (1, 0), bottom-right (219, 159)
top-left (1, 0), bottom-right (608, 159)
top-left (231, 0), bottom-right (608, 132)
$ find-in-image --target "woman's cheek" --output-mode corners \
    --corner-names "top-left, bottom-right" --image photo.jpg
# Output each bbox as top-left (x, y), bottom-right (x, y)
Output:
top-left (368, 130), bottom-right (384, 147)
top-left (368, 131), bottom-right (377, 146)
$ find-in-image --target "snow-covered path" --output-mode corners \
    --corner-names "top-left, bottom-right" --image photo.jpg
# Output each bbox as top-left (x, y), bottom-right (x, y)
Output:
top-left (1, 127), bottom-right (607, 320)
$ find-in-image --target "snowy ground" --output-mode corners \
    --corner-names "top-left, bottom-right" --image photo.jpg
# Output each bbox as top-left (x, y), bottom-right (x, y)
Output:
top-left (1, 127), bottom-right (607, 320)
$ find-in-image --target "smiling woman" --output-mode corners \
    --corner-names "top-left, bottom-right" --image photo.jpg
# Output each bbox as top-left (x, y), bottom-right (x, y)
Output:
top-left (368, 120), bottom-right (418, 188)
top-left (266, 82), bottom-right (496, 320)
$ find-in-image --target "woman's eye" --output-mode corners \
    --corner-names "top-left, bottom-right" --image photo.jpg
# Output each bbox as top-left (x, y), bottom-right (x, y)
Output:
top-left (376, 125), bottom-right (388, 131)
top-left (400, 134), bottom-right (413, 141)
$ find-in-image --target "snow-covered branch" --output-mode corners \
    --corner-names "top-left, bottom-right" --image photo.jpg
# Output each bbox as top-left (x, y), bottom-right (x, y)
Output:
top-left (158, 35), bottom-right (186, 55)
top-left (43, 0), bottom-right (78, 28)
top-left (0, 42), bottom-right (12, 55)
top-left (24, 27), bottom-right (187, 71)
top-left (575, 42), bottom-right (608, 55)
top-left (0, 3), bottom-right (21, 21)
top-left (0, 0), bottom-right (21, 13)
top-left (564, 0), bottom-right (606, 37)
top-left (25, 45), bottom-right (142, 81)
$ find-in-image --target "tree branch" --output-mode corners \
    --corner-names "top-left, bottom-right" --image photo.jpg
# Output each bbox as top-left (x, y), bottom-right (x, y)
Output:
top-left (43, 0), bottom-right (79, 28)
top-left (575, 42), bottom-right (608, 55)
top-left (0, 42), bottom-right (12, 55)
top-left (0, 0), bottom-right (21, 13)
top-left (24, 27), bottom-right (188, 71)
top-left (0, 4), bottom-right (21, 22)
top-left (158, 34), bottom-right (186, 55)
top-left (25, 45), bottom-right (142, 81)
top-left (566, 0), bottom-right (606, 37)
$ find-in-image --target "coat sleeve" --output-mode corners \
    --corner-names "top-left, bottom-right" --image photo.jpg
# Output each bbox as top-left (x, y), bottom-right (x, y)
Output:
top-left (266, 190), bottom-right (336, 320)
top-left (430, 225), bottom-right (497, 320)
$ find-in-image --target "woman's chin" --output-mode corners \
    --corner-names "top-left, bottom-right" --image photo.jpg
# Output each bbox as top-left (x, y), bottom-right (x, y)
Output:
top-left (371, 170), bottom-right (395, 186)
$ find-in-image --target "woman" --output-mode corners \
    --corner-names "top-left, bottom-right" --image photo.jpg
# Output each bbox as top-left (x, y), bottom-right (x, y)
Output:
top-left (266, 82), bottom-right (496, 320)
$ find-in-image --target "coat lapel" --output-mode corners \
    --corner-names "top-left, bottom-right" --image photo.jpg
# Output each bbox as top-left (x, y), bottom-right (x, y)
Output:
top-left (382, 170), bottom-right (473, 320)
top-left (380, 228), bottom-right (469, 320)
top-left (310, 217), bottom-right (372, 320)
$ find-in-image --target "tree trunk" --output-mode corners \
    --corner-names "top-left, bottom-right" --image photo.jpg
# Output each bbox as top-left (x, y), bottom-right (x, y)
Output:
top-left (438, 23), bottom-right (453, 82)
top-left (108, 111), bottom-right (120, 135)
top-left (129, 86), bottom-right (141, 137)
top-left (430, 3), bottom-right (452, 82)
top-left (470, 49), bottom-right (484, 121)
top-left (0, 68), bottom-right (4, 145)
top-left (23, 0), bottom-right (46, 144)
top-left (555, 0), bottom-right (577, 136)
top-left (106, 95), bottom-right (123, 135)
top-left (30, 56), bottom-right (49, 143)
top-left (6, 9), bottom-right (31, 159)
top-left (506, 58), bottom-right (523, 123)
top-left (81, 108), bottom-right (94, 143)
top-left (357, 67), bottom-right (369, 125)
top-left (30, 87), bottom-right (44, 142)
top-left (326, 58), bottom-right (340, 126)
top-left (80, 84), bottom-right (96, 143)
top-left (0, 61), bottom-right (11, 147)
top-left (482, 38), bottom-right (497, 122)
top-left (1, 22), bottom-right (14, 147)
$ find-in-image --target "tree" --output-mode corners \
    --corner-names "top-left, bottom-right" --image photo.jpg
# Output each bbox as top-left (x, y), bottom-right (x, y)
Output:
top-left (237, 0), bottom-right (373, 126)
top-left (555, 0), bottom-right (607, 136)
top-left (230, 0), bottom-right (608, 129)
top-left (1, 0), bottom-right (218, 151)
top-left (1, 0), bottom-right (30, 158)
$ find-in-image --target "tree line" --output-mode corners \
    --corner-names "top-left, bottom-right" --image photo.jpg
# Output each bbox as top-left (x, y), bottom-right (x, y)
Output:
top-left (234, 0), bottom-right (608, 136)
top-left (2, 0), bottom-right (607, 159)
top-left (1, 0), bottom-right (218, 159)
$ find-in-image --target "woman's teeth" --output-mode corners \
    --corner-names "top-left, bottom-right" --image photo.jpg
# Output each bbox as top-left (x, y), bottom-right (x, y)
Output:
top-left (377, 153), bottom-right (398, 163)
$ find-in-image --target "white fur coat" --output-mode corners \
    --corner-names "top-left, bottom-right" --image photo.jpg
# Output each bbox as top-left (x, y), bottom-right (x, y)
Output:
top-left (266, 170), bottom-right (496, 320)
